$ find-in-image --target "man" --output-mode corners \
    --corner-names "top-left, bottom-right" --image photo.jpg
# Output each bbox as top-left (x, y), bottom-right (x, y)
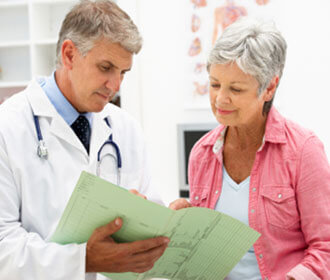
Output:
top-left (0, 1), bottom-right (169, 279)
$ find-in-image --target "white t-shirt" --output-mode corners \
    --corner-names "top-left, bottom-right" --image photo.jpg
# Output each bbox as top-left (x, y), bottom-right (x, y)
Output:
top-left (214, 167), bottom-right (262, 280)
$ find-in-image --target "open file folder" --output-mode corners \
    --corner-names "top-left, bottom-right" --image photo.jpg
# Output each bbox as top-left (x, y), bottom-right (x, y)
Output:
top-left (51, 171), bottom-right (260, 280)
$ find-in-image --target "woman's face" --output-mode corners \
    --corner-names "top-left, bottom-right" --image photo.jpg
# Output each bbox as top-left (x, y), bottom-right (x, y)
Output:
top-left (209, 62), bottom-right (268, 127)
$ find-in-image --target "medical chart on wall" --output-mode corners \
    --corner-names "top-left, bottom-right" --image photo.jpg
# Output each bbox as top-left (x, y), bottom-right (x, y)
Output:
top-left (185, 0), bottom-right (276, 109)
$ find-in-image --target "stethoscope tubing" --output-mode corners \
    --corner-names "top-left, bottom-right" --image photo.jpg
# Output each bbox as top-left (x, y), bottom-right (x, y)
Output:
top-left (33, 114), bottom-right (122, 184)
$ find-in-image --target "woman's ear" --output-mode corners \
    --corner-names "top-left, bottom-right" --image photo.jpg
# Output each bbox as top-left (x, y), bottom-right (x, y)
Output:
top-left (263, 76), bottom-right (279, 102)
top-left (61, 40), bottom-right (77, 70)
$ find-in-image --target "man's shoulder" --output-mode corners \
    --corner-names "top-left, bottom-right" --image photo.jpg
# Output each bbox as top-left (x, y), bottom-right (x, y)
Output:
top-left (102, 103), bottom-right (138, 123)
top-left (0, 88), bottom-right (29, 111)
top-left (101, 103), bottom-right (143, 134)
top-left (102, 102), bottom-right (125, 116)
top-left (0, 88), bottom-right (30, 126)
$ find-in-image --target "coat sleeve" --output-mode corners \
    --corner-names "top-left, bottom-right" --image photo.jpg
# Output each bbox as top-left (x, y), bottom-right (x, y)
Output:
top-left (0, 135), bottom-right (88, 280)
top-left (286, 135), bottom-right (330, 279)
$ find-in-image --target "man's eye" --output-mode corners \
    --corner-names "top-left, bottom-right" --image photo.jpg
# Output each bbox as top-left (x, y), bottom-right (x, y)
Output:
top-left (211, 84), bottom-right (220, 89)
top-left (100, 66), bottom-right (111, 72)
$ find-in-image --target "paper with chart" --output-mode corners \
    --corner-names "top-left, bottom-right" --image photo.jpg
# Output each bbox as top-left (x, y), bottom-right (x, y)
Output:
top-left (51, 171), bottom-right (260, 280)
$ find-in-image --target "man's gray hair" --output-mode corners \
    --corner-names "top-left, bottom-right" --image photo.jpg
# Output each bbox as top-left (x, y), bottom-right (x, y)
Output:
top-left (208, 17), bottom-right (287, 114)
top-left (55, 0), bottom-right (142, 68)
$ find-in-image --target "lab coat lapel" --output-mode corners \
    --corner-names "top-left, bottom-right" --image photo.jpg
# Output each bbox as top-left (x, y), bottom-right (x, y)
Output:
top-left (26, 80), bottom-right (54, 118)
top-left (26, 80), bottom-right (87, 154)
top-left (50, 116), bottom-right (85, 153)
top-left (90, 112), bottom-right (112, 161)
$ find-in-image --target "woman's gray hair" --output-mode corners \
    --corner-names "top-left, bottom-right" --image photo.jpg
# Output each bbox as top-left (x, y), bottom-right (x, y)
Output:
top-left (55, 0), bottom-right (142, 68)
top-left (208, 17), bottom-right (287, 114)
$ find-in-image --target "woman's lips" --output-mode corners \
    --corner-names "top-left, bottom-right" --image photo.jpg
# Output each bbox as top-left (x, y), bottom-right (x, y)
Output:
top-left (217, 108), bottom-right (235, 115)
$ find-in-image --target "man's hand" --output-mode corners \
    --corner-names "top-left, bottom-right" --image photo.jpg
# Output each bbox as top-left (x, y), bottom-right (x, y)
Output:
top-left (169, 198), bottom-right (192, 210)
top-left (86, 218), bottom-right (169, 273)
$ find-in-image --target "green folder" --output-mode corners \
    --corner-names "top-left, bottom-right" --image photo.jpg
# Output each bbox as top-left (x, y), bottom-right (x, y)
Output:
top-left (51, 171), bottom-right (260, 280)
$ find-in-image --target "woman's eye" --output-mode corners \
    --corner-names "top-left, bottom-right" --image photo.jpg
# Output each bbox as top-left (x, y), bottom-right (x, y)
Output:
top-left (211, 84), bottom-right (220, 89)
top-left (231, 87), bottom-right (241, 93)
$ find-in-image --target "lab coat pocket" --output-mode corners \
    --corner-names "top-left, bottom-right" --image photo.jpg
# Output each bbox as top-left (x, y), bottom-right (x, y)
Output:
top-left (190, 188), bottom-right (209, 207)
top-left (261, 185), bottom-right (300, 229)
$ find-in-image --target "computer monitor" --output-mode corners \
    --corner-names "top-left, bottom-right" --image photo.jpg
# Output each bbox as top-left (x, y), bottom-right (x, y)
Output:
top-left (177, 123), bottom-right (218, 198)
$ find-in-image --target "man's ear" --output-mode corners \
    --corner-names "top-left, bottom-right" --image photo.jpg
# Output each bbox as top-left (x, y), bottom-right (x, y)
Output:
top-left (61, 40), bottom-right (77, 70)
top-left (263, 76), bottom-right (279, 102)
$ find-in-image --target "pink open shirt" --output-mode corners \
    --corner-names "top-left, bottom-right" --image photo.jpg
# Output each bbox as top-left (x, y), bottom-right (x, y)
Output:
top-left (188, 107), bottom-right (330, 280)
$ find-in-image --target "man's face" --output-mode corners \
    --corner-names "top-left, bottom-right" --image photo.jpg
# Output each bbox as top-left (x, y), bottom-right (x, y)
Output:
top-left (68, 39), bottom-right (133, 113)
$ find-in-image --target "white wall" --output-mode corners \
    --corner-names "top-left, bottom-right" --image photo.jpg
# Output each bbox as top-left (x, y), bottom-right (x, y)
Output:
top-left (120, 0), bottom-right (330, 205)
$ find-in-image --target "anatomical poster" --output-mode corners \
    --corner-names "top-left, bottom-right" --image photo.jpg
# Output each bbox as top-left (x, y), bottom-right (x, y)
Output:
top-left (185, 0), bottom-right (275, 109)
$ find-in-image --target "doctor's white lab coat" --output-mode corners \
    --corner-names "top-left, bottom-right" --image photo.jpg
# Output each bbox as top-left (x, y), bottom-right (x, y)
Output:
top-left (0, 81), bottom-right (163, 280)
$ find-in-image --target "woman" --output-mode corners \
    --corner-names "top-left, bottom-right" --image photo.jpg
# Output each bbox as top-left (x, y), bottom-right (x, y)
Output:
top-left (170, 18), bottom-right (330, 279)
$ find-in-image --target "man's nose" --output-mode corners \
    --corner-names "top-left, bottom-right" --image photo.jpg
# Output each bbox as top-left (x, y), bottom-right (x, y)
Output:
top-left (105, 73), bottom-right (122, 93)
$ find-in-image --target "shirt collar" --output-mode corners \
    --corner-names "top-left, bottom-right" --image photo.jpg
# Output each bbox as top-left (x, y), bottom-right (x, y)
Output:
top-left (39, 71), bottom-right (93, 126)
top-left (263, 106), bottom-right (286, 144)
top-left (207, 106), bottom-right (287, 154)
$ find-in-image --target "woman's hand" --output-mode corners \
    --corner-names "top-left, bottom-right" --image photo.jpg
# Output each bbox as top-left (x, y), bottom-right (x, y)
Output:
top-left (129, 189), bottom-right (147, 199)
top-left (169, 198), bottom-right (192, 210)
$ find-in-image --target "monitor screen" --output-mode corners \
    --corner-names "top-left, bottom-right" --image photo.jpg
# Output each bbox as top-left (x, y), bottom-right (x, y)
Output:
top-left (177, 123), bottom-right (218, 198)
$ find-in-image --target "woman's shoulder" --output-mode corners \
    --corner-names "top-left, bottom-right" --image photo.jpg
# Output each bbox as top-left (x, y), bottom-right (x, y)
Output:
top-left (283, 117), bottom-right (314, 138)
top-left (267, 108), bottom-right (324, 158)
top-left (267, 107), bottom-right (316, 146)
top-left (283, 118), bottom-right (326, 161)
top-left (283, 116), bottom-right (318, 149)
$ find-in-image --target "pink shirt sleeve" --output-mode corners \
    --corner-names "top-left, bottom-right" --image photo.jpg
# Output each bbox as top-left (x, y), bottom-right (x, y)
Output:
top-left (292, 135), bottom-right (330, 279)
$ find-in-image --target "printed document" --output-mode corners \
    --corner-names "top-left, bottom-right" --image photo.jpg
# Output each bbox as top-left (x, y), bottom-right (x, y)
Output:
top-left (51, 171), bottom-right (260, 280)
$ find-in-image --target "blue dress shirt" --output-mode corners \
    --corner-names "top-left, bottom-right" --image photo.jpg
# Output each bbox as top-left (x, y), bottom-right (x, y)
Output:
top-left (38, 71), bottom-right (93, 128)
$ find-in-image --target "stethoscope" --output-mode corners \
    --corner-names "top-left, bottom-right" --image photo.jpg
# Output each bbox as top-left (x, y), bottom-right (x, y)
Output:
top-left (33, 114), bottom-right (122, 185)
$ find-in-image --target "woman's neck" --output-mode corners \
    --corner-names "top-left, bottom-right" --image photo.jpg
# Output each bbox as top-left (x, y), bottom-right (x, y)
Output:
top-left (225, 114), bottom-right (267, 150)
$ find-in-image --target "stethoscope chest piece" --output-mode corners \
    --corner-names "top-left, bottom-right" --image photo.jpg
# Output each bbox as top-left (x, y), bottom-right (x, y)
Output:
top-left (34, 115), bottom-right (121, 183)
top-left (37, 140), bottom-right (48, 159)
top-left (34, 114), bottom-right (49, 159)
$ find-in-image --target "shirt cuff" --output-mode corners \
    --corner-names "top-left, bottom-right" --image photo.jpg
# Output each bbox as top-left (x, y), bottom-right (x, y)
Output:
top-left (80, 242), bottom-right (97, 280)
top-left (286, 264), bottom-right (320, 280)
top-left (86, 273), bottom-right (97, 280)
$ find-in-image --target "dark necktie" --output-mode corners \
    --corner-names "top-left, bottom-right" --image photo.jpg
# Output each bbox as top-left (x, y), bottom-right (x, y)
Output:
top-left (71, 115), bottom-right (91, 153)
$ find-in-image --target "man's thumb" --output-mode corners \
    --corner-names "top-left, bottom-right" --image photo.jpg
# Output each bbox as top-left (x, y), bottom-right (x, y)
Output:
top-left (94, 217), bottom-right (122, 241)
